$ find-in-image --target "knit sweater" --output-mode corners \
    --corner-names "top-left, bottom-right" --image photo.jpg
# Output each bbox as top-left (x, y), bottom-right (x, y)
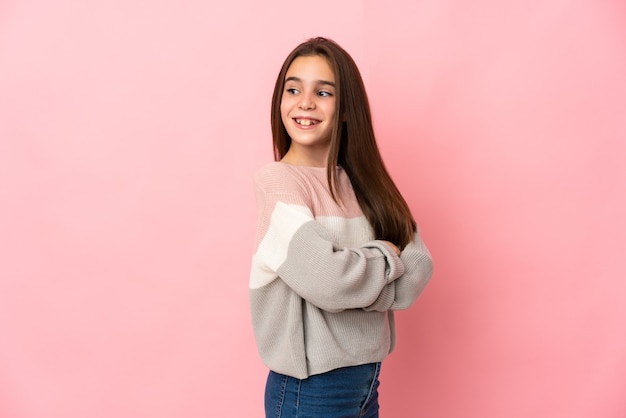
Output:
top-left (249, 161), bottom-right (433, 379)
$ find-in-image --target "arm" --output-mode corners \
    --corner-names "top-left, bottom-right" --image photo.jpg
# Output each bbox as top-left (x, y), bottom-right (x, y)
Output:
top-left (251, 195), bottom-right (405, 313)
top-left (390, 233), bottom-right (433, 310)
top-left (363, 230), bottom-right (434, 312)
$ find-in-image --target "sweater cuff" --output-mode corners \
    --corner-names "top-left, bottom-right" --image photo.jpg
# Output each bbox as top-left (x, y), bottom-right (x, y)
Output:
top-left (362, 240), bottom-right (405, 282)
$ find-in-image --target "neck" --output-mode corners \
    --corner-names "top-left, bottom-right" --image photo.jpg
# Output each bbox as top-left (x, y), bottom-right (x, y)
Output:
top-left (281, 146), bottom-right (329, 168)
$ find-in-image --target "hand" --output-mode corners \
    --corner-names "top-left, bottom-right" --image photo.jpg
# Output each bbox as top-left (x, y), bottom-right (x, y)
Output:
top-left (381, 240), bottom-right (401, 256)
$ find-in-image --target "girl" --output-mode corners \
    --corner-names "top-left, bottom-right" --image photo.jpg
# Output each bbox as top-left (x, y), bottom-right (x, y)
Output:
top-left (250, 37), bottom-right (433, 418)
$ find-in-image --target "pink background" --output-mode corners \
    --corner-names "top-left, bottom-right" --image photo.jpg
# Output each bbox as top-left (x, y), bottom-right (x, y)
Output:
top-left (1, 0), bottom-right (625, 417)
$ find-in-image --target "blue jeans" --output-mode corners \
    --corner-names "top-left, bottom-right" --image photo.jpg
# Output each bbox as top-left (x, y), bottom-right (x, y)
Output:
top-left (265, 362), bottom-right (381, 418)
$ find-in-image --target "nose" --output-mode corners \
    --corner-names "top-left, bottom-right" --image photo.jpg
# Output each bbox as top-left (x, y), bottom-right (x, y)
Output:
top-left (298, 92), bottom-right (315, 110)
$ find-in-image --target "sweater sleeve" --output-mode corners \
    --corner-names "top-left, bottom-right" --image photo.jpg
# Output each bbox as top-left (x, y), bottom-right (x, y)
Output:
top-left (362, 228), bottom-right (434, 312)
top-left (250, 177), bottom-right (405, 313)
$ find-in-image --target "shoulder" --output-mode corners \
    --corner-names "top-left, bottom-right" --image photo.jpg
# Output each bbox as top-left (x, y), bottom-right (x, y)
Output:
top-left (254, 161), bottom-right (308, 200)
top-left (254, 161), bottom-right (290, 183)
top-left (253, 162), bottom-right (315, 215)
top-left (254, 162), bottom-right (309, 196)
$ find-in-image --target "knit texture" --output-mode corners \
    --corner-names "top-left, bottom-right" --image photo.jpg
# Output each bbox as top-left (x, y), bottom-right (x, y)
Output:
top-left (249, 162), bottom-right (433, 379)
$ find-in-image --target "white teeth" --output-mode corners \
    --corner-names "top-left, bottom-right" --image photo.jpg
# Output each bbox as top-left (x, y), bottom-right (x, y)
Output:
top-left (296, 119), bottom-right (315, 126)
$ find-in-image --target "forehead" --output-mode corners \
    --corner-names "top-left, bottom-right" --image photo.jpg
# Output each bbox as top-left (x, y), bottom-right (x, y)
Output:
top-left (285, 55), bottom-right (335, 82)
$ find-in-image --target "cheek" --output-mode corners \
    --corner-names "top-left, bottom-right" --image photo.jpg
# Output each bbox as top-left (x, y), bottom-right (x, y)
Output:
top-left (279, 103), bottom-right (292, 131)
top-left (324, 99), bottom-right (337, 117)
top-left (325, 103), bottom-right (337, 122)
top-left (280, 99), bottom-right (290, 119)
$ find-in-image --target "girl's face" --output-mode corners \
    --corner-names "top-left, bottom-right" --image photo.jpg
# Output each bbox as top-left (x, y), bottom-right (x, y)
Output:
top-left (280, 55), bottom-right (337, 166)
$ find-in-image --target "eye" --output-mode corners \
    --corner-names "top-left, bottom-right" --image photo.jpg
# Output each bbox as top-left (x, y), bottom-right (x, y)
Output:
top-left (318, 90), bottom-right (333, 97)
top-left (285, 87), bottom-right (300, 95)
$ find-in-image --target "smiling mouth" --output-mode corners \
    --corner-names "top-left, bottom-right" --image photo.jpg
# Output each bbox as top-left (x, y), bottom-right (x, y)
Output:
top-left (294, 118), bottom-right (320, 126)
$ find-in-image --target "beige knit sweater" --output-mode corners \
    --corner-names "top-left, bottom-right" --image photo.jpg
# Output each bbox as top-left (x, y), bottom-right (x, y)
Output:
top-left (249, 162), bottom-right (433, 379)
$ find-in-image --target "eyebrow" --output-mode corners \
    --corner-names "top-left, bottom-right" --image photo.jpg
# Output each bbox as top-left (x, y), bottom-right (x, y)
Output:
top-left (285, 76), bottom-right (335, 88)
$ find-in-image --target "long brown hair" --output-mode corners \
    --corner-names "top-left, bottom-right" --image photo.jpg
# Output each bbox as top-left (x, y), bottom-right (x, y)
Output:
top-left (271, 37), bottom-right (416, 249)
